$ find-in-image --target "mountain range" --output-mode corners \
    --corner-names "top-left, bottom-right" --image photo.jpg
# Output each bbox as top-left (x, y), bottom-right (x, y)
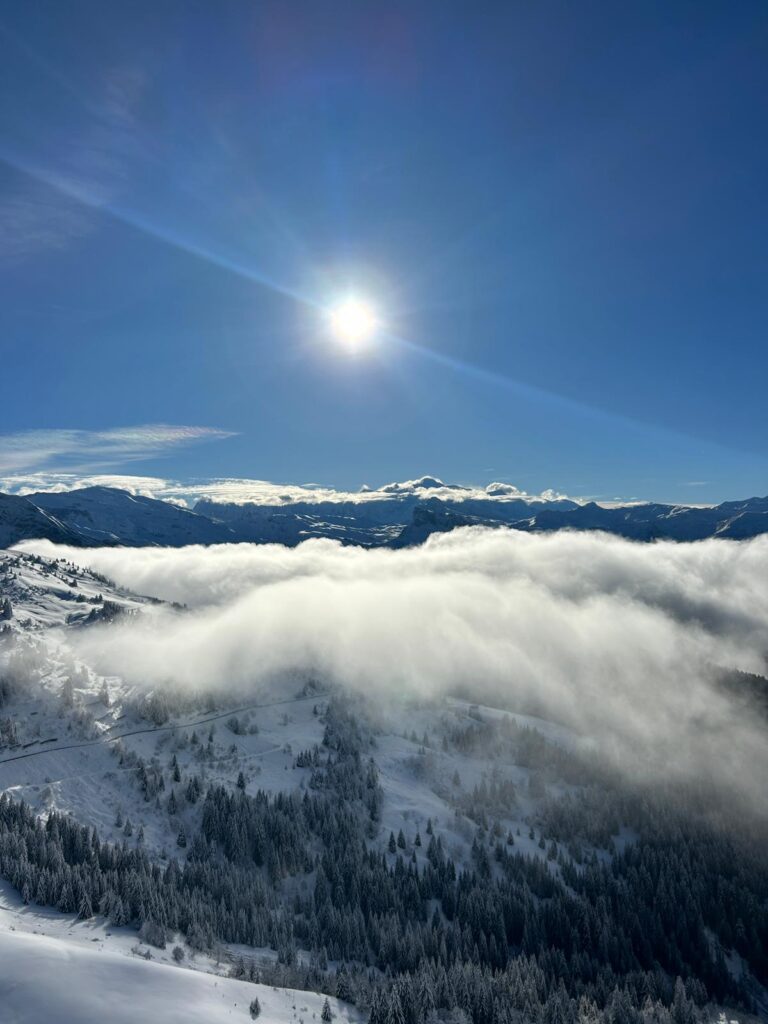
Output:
top-left (1, 478), bottom-right (768, 549)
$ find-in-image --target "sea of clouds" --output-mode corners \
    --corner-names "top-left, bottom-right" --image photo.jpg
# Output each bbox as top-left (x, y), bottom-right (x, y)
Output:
top-left (18, 528), bottom-right (768, 814)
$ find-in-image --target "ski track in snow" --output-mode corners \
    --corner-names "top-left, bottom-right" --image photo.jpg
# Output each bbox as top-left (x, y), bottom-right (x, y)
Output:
top-left (0, 692), bottom-right (324, 768)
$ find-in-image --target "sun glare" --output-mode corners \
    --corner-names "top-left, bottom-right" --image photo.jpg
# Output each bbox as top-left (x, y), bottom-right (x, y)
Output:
top-left (329, 298), bottom-right (379, 347)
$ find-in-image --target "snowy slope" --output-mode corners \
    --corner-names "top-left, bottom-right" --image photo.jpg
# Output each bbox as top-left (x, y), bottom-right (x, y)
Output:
top-left (0, 551), bottom-right (367, 1022)
top-left (0, 492), bottom-right (82, 548)
top-left (0, 546), bottom-right (151, 628)
top-left (0, 927), bottom-right (359, 1024)
top-left (30, 486), bottom-right (235, 546)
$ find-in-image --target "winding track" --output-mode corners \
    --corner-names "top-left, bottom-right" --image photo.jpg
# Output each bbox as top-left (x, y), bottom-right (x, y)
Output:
top-left (0, 692), bottom-right (325, 768)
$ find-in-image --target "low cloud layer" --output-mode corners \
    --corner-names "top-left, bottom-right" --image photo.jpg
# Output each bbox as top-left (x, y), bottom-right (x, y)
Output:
top-left (3, 471), bottom-right (575, 507)
top-left (19, 529), bottom-right (768, 814)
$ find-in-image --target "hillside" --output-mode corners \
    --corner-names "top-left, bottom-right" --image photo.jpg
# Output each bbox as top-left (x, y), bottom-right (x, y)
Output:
top-left (0, 912), bottom-right (358, 1024)
top-left (29, 487), bottom-right (236, 547)
top-left (0, 493), bottom-right (83, 548)
top-left (0, 547), bottom-right (766, 1023)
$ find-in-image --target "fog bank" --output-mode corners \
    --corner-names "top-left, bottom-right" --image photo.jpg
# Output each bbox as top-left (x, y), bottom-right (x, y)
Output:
top-left (19, 529), bottom-right (768, 813)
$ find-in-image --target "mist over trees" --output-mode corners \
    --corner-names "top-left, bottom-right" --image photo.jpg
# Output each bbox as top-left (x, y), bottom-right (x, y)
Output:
top-left (51, 530), bottom-right (768, 818)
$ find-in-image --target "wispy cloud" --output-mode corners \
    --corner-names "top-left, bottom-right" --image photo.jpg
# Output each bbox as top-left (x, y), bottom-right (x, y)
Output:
top-left (0, 425), bottom-right (235, 476)
top-left (0, 57), bottom-right (149, 266)
top-left (0, 181), bottom-right (93, 266)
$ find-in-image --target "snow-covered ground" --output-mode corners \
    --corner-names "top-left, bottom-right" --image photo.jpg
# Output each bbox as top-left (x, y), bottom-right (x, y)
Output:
top-left (0, 859), bottom-right (360, 1023)
top-left (0, 921), bottom-right (358, 1024)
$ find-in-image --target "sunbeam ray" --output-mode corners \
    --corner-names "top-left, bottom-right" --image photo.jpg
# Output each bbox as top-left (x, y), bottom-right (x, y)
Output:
top-left (0, 148), bottom-right (320, 310)
top-left (383, 330), bottom-right (754, 459)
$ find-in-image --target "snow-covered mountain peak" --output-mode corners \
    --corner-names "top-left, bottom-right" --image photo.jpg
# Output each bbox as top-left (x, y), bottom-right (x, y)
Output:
top-left (27, 486), bottom-right (234, 547)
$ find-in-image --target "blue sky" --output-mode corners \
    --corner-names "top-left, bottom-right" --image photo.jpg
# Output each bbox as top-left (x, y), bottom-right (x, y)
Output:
top-left (1, 1), bottom-right (767, 504)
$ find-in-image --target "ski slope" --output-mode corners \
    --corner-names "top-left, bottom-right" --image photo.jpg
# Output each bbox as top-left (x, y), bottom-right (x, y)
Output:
top-left (0, 879), bottom-right (361, 1024)
top-left (0, 928), bottom-right (358, 1024)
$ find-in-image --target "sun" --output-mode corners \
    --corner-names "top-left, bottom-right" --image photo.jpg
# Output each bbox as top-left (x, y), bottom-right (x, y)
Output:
top-left (328, 298), bottom-right (379, 347)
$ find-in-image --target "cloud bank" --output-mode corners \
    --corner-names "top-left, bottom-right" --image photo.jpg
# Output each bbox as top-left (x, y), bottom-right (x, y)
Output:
top-left (19, 528), bottom-right (768, 815)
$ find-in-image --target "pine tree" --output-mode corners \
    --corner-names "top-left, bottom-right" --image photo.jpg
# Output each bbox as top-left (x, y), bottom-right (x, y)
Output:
top-left (368, 989), bottom-right (384, 1024)
top-left (672, 978), bottom-right (694, 1024)
top-left (335, 965), bottom-right (352, 1001)
top-left (321, 997), bottom-right (333, 1022)
top-left (384, 989), bottom-right (405, 1024)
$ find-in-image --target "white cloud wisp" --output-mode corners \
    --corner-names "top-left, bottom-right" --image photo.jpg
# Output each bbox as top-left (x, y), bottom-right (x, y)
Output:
top-left (0, 425), bottom-right (235, 476)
